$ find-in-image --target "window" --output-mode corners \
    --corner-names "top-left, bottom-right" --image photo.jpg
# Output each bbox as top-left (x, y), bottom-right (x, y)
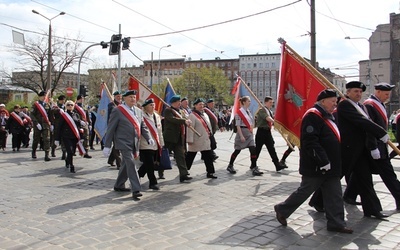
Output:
top-left (259, 63), bottom-right (263, 68)
top-left (253, 63), bottom-right (257, 68)
top-left (14, 94), bottom-right (22, 101)
top-left (266, 63), bottom-right (269, 68)
top-left (271, 62), bottom-right (276, 68)
top-left (379, 63), bottom-right (383, 68)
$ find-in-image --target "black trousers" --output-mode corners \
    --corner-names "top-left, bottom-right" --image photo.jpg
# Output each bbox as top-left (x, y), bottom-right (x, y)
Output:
top-left (11, 132), bottom-right (23, 149)
top-left (186, 150), bottom-right (215, 174)
top-left (255, 127), bottom-right (280, 165)
top-left (63, 137), bottom-right (78, 166)
top-left (138, 149), bottom-right (158, 186)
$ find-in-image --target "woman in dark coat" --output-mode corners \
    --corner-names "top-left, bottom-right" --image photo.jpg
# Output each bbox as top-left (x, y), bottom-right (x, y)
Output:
top-left (56, 100), bottom-right (85, 173)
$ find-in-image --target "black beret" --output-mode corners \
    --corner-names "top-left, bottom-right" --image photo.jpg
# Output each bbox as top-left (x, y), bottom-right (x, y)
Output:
top-left (58, 95), bottom-right (66, 100)
top-left (374, 82), bottom-right (395, 91)
top-left (206, 98), bottom-right (214, 103)
top-left (113, 91), bottom-right (121, 96)
top-left (317, 89), bottom-right (337, 101)
top-left (346, 81), bottom-right (366, 92)
top-left (38, 91), bottom-right (46, 96)
top-left (76, 95), bottom-right (83, 100)
top-left (142, 98), bottom-right (154, 107)
top-left (122, 90), bottom-right (137, 97)
top-left (169, 95), bottom-right (181, 103)
top-left (181, 97), bottom-right (188, 102)
top-left (193, 98), bottom-right (206, 105)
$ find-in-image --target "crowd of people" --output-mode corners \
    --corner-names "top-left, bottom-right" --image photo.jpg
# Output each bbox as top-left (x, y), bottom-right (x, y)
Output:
top-left (2, 80), bottom-right (400, 233)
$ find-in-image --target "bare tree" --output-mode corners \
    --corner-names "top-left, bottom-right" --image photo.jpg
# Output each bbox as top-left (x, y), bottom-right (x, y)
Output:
top-left (4, 33), bottom-right (84, 95)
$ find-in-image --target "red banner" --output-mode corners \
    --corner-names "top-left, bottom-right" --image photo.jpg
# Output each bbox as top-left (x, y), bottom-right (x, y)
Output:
top-left (274, 43), bottom-right (327, 147)
top-left (128, 76), bottom-right (163, 114)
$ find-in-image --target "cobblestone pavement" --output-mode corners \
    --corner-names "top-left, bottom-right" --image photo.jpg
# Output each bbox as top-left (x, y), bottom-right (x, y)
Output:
top-left (1, 130), bottom-right (400, 249)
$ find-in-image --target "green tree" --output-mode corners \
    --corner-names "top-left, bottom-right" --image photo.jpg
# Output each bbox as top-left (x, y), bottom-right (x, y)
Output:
top-left (173, 66), bottom-right (233, 109)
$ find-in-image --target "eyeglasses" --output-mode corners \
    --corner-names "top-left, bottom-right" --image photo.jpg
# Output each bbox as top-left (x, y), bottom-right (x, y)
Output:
top-left (66, 104), bottom-right (74, 107)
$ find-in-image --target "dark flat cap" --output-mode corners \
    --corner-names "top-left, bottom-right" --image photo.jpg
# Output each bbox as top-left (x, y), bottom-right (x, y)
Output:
top-left (206, 98), bottom-right (214, 103)
top-left (374, 82), bottom-right (395, 91)
top-left (193, 98), bottom-right (205, 105)
top-left (181, 97), bottom-right (188, 102)
top-left (169, 95), bottom-right (181, 103)
top-left (58, 95), bottom-right (66, 100)
top-left (38, 91), bottom-right (46, 96)
top-left (142, 98), bottom-right (154, 107)
top-left (113, 91), bottom-right (121, 96)
top-left (122, 90), bottom-right (137, 97)
top-left (76, 95), bottom-right (83, 100)
top-left (346, 81), bottom-right (366, 92)
top-left (317, 89), bottom-right (337, 101)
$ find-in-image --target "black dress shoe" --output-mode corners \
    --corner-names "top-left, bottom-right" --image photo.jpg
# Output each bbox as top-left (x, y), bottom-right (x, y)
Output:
top-left (274, 205), bottom-right (287, 226)
top-left (343, 197), bottom-right (362, 205)
top-left (84, 154), bottom-right (92, 159)
top-left (132, 191), bottom-right (143, 198)
top-left (364, 212), bottom-right (389, 220)
top-left (252, 169), bottom-right (263, 176)
top-left (207, 173), bottom-right (218, 179)
top-left (149, 184), bottom-right (160, 190)
top-left (114, 187), bottom-right (131, 192)
top-left (327, 227), bottom-right (353, 234)
top-left (180, 175), bottom-right (193, 183)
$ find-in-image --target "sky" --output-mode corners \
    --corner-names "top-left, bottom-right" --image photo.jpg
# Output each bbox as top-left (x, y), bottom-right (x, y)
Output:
top-left (0, 0), bottom-right (398, 81)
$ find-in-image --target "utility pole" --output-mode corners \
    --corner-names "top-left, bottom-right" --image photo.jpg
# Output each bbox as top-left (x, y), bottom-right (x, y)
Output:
top-left (310, 0), bottom-right (316, 67)
top-left (117, 24), bottom-right (122, 91)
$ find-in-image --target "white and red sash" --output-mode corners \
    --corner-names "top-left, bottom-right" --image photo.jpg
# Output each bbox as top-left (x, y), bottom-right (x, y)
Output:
top-left (34, 101), bottom-right (50, 125)
top-left (204, 108), bottom-right (218, 126)
top-left (60, 109), bottom-right (86, 156)
top-left (74, 104), bottom-right (87, 122)
top-left (118, 105), bottom-right (141, 157)
top-left (21, 112), bottom-right (32, 124)
top-left (237, 107), bottom-right (253, 131)
top-left (304, 108), bottom-right (340, 142)
top-left (143, 114), bottom-right (162, 156)
top-left (192, 111), bottom-right (212, 137)
top-left (10, 112), bottom-right (24, 127)
top-left (364, 98), bottom-right (388, 128)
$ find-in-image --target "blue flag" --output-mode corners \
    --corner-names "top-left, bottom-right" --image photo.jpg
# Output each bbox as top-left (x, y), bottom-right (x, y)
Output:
top-left (161, 81), bottom-right (176, 116)
top-left (94, 86), bottom-right (111, 140)
top-left (239, 83), bottom-right (260, 116)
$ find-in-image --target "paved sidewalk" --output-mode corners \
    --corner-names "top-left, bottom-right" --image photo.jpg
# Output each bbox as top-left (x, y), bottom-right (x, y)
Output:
top-left (1, 130), bottom-right (400, 249)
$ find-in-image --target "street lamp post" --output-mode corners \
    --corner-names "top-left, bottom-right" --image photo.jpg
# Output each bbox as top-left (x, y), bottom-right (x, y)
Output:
top-left (345, 36), bottom-right (372, 93)
top-left (158, 44), bottom-right (171, 91)
top-left (32, 10), bottom-right (65, 93)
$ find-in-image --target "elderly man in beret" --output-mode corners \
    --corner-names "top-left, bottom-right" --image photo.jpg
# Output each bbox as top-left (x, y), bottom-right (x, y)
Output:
top-left (103, 90), bottom-right (153, 200)
top-left (359, 82), bottom-right (400, 210)
top-left (275, 89), bottom-right (353, 233)
top-left (163, 94), bottom-right (193, 183)
top-left (336, 81), bottom-right (388, 219)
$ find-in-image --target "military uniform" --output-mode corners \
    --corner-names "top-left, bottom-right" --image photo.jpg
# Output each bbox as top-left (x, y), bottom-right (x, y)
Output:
top-left (31, 91), bottom-right (52, 161)
top-left (49, 96), bottom-right (65, 157)
top-left (75, 95), bottom-right (92, 158)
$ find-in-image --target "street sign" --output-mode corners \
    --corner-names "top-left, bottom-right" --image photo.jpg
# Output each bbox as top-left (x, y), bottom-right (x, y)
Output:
top-left (66, 87), bottom-right (74, 97)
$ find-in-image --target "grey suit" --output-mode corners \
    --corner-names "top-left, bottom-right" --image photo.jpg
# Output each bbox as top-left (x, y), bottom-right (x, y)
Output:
top-left (105, 104), bottom-right (151, 192)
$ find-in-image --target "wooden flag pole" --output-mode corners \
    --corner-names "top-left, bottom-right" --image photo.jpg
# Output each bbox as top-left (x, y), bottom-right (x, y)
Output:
top-left (127, 72), bottom-right (201, 137)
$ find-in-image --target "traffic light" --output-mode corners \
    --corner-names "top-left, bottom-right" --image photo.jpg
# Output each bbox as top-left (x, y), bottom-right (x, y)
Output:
top-left (122, 37), bottom-right (130, 50)
top-left (100, 41), bottom-right (108, 49)
top-left (109, 34), bottom-right (122, 55)
top-left (79, 85), bottom-right (88, 96)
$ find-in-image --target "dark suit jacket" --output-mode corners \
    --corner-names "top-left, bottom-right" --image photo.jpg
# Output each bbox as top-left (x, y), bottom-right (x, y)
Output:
top-left (163, 107), bottom-right (187, 144)
top-left (337, 97), bottom-right (387, 175)
top-left (300, 104), bottom-right (341, 177)
top-left (364, 95), bottom-right (390, 159)
top-left (105, 104), bottom-right (150, 152)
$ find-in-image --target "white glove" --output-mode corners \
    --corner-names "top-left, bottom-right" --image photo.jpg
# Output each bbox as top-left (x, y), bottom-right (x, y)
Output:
top-left (89, 125), bottom-right (92, 131)
top-left (36, 124), bottom-right (42, 130)
top-left (54, 140), bottom-right (60, 146)
top-left (103, 147), bottom-right (111, 157)
top-left (148, 139), bottom-right (155, 146)
top-left (371, 148), bottom-right (381, 160)
top-left (320, 163), bottom-right (331, 172)
top-left (380, 134), bottom-right (390, 143)
top-left (80, 121), bottom-right (87, 127)
top-left (50, 125), bottom-right (54, 132)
